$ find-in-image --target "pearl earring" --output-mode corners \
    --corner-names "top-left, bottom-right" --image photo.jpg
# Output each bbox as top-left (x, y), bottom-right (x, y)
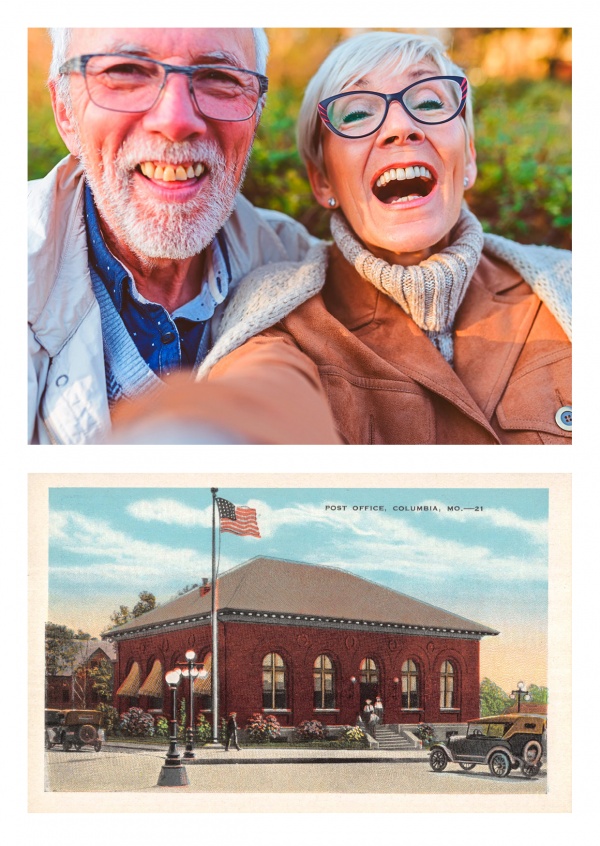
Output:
top-left (463, 177), bottom-right (469, 188)
top-left (328, 197), bottom-right (337, 208)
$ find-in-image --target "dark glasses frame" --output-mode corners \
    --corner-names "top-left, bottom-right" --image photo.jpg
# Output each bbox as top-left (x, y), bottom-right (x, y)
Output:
top-left (59, 53), bottom-right (269, 120)
top-left (317, 75), bottom-right (468, 138)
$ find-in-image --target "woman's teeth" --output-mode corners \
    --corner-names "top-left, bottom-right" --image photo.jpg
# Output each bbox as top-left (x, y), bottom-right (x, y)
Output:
top-left (375, 165), bottom-right (432, 188)
top-left (139, 162), bottom-right (205, 182)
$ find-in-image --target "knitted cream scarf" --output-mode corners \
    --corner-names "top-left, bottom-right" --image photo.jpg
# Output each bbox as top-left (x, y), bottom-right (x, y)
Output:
top-left (330, 207), bottom-right (484, 363)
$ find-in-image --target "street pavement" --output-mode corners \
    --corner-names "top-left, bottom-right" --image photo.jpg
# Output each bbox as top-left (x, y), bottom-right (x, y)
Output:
top-left (44, 743), bottom-right (547, 795)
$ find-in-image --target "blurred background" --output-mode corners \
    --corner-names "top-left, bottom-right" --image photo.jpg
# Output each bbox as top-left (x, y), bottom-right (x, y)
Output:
top-left (28, 27), bottom-right (571, 249)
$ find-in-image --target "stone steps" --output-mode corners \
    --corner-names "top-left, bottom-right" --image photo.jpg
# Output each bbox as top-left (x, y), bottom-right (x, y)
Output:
top-left (374, 726), bottom-right (414, 749)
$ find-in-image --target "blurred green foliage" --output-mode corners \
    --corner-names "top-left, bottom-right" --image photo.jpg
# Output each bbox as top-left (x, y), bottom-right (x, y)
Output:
top-left (28, 79), bottom-right (571, 249)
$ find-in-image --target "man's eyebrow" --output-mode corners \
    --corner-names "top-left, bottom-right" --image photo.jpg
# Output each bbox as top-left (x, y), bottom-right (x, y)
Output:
top-left (97, 44), bottom-right (248, 68)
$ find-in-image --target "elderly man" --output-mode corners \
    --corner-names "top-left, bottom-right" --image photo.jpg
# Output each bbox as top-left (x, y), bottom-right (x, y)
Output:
top-left (29, 28), bottom-right (338, 444)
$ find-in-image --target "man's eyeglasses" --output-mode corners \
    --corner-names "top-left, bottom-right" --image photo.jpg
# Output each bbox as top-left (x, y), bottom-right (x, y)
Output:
top-left (59, 53), bottom-right (269, 122)
top-left (318, 76), bottom-right (468, 139)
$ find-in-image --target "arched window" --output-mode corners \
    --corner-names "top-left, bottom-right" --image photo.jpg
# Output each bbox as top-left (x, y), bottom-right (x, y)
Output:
top-left (313, 655), bottom-right (335, 709)
top-left (359, 658), bottom-right (379, 684)
top-left (401, 659), bottom-right (420, 709)
top-left (440, 660), bottom-right (455, 709)
top-left (262, 653), bottom-right (286, 709)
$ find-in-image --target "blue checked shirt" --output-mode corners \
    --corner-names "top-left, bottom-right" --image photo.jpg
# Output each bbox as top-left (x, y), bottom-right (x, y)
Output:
top-left (84, 184), bottom-right (231, 376)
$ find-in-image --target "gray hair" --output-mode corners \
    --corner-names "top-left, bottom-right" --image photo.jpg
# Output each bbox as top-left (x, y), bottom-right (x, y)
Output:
top-left (297, 30), bottom-right (474, 173)
top-left (48, 27), bottom-right (270, 109)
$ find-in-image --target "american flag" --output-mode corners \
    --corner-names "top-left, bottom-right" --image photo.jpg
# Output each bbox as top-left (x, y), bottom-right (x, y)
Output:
top-left (216, 498), bottom-right (261, 538)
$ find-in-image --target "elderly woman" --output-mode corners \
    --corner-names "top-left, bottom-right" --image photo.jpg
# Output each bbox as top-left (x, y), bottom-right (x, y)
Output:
top-left (116, 31), bottom-right (571, 445)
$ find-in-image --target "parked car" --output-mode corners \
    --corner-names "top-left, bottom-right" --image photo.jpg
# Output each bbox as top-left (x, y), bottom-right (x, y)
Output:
top-left (45, 709), bottom-right (66, 749)
top-left (429, 713), bottom-right (546, 778)
top-left (45, 709), bottom-right (105, 752)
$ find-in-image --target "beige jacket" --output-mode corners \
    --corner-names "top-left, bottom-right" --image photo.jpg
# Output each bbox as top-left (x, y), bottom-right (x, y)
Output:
top-left (28, 155), bottom-right (320, 444)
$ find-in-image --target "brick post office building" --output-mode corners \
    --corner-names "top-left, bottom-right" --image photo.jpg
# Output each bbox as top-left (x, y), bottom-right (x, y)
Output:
top-left (105, 557), bottom-right (498, 727)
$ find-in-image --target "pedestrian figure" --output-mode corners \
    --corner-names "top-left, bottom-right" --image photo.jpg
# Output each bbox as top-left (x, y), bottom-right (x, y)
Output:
top-left (363, 699), bottom-right (378, 737)
top-left (374, 696), bottom-right (384, 723)
top-left (225, 711), bottom-right (241, 751)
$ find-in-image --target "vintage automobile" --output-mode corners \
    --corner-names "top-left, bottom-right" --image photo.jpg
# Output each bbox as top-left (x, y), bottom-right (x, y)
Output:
top-left (46, 709), bottom-right (105, 752)
top-left (429, 713), bottom-right (546, 778)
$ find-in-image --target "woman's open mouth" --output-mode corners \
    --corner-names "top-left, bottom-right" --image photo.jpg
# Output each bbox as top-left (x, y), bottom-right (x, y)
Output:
top-left (372, 165), bottom-right (435, 205)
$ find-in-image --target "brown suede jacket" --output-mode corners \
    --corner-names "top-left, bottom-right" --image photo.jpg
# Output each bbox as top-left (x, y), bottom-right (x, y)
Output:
top-left (208, 244), bottom-right (571, 445)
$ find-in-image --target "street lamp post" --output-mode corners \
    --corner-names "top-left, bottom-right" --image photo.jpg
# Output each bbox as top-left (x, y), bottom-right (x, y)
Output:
top-left (510, 681), bottom-right (532, 713)
top-left (177, 650), bottom-right (202, 760)
top-left (157, 668), bottom-right (189, 787)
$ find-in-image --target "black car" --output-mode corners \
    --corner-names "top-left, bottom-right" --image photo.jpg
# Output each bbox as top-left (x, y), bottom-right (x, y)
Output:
top-left (429, 713), bottom-right (545, 778)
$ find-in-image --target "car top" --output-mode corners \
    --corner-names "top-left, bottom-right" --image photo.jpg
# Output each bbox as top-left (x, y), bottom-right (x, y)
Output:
top-left (468, 714), bottom-right (546, 732)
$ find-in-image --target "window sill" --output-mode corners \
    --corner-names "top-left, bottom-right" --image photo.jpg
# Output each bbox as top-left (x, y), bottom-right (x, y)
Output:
top-left (314, 709), bottom-right (340, 713)
top-left (401, 708), bottom-right (424, 712)
top-left (440, 708), bottom-right (460, 713)
top-left (262, 709), bottom-right (291, 714)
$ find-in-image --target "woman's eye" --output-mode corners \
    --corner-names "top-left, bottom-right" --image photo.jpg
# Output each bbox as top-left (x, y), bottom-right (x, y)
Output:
top-left (341, 109), bottom-right (372, 124)
top-left (415, 98), bottom-right (443, 111)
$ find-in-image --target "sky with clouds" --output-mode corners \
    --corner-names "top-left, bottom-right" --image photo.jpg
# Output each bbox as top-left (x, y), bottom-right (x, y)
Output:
top-left (48, 484), bottom-right (548, 691)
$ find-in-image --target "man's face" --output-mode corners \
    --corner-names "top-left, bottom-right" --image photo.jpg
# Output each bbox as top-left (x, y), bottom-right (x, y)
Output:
top-left (53, 28), bottom-right (258, 260)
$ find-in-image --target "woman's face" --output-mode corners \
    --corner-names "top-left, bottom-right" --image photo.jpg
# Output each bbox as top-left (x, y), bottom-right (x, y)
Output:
top-left (308, 61), bottom-right (477, 265)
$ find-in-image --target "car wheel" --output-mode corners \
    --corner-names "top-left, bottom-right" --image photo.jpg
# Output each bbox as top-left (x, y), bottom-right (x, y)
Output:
top-left (78, 724), bottom-right (97, 744)
top-left (94, 742), bottom-right (102, 752)
top-left (459, 762), bottom-right (476, 771)
top-left (522, 740), bottom-right (543, 764)
top-left (430, 748), bottom-right (448, 772)
top-left (488, 751), bottom-right (511, 778)
top-left (62, 739), bottom-right (71, 752)
top-left (522, 762), bottom-right (541, 779)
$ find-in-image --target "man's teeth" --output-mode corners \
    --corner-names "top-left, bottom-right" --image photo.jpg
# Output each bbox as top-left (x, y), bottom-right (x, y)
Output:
top-left (140, 162), bottom-right (205, 181)
top-left (375, 165), bottom-right (432, 188)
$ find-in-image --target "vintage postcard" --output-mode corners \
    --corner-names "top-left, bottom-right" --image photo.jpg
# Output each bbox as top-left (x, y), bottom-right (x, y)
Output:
top-left (29, 472), bottom-right (571, 814)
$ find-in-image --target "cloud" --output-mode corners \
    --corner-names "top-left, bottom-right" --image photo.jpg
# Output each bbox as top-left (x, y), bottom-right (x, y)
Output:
top-left (49, 509), bottom-right (229, 593)
top-left (126, 498), bottom-right (212, 527)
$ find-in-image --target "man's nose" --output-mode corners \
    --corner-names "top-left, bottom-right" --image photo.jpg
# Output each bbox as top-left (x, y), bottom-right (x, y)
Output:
top-left (375, 99), bottom-right (426, 146)
top-left (142, 70), bottom-right (207, 141)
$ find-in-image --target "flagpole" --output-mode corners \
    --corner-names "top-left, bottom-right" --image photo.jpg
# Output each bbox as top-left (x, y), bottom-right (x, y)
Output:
top-left (210, 487), bottom-right (220, 745)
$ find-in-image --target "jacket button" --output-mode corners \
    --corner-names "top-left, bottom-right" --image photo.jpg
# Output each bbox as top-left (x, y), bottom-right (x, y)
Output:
top-left (161, 332), bottom-right (176, 345)
top-left (555, 406), bottom-right (572, 431)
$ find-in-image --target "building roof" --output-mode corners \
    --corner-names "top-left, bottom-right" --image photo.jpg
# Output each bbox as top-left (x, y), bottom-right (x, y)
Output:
top-left (104, 557), bottom-right (498, 639)
top-left (52, 640), bottom-right (117, 677)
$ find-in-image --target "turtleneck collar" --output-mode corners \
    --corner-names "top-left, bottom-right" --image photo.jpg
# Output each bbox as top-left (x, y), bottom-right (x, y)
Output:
top-left (330, 206), bottom-right (484, 364)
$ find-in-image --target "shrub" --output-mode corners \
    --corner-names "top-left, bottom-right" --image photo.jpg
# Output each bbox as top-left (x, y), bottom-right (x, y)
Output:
top-left (338, 725), bottom-right (368, 747)
top-left (245, 712), bottom-right (281, 743)
top-left (154, 716), bottom-right (170, 738)
top-left (295, 720), bottom-right (325, 742)
top-left (195, 713), bottom-right (212, 743)
top-left (414, 723), bottom-right (436, 746)
top-left (119, 707), bottom-right (155, 737)
top-left (96, 703), bottom-right (120, 735)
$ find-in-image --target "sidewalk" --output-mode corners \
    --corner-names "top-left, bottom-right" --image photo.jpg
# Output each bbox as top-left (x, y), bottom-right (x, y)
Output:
top-left (104, 740), bottom-right (430, 765)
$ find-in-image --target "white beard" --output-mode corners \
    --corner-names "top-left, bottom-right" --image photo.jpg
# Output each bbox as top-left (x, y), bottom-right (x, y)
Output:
top-left (77, 134), bottom-right (250, 261)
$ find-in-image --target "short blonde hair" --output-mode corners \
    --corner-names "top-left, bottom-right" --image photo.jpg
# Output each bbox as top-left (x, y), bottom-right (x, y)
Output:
top-left (297, 30), bottom-right (474, 172)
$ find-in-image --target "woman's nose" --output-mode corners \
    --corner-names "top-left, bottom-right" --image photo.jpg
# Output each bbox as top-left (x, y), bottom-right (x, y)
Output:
top-left (142, 71), bottom-right (208, 142)
top-left (375, 99), bottom-right (426, 146)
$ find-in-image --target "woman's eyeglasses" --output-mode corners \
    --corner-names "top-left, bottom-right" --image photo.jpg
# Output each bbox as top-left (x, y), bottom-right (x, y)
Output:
top-left (318, 76), bottom-right (467, 139)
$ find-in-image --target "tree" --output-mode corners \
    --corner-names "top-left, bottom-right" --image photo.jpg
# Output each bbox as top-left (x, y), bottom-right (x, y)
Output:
top-left (45, 622), bottom-right (80, 676)
top-left (110, 592), bottom-right (157, 628)
top-left (88, 658), bottom-right (114, 704)
top-left (528, 684), bottom-right (548, 705)
top-left (132, 591), bottom-right (156, 618)
top-left (479, 677), bottom-right (512, 717)
top-left (176, 583), bottom-right (199, 597)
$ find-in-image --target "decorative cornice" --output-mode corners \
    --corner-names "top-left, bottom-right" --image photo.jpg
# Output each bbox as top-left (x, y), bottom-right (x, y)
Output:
top-left (106, 608), bottom-right (495, 642)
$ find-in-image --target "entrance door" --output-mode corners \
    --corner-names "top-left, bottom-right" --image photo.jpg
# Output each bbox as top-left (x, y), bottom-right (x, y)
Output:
top-left (360, 682), bottom-right (379, 710)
